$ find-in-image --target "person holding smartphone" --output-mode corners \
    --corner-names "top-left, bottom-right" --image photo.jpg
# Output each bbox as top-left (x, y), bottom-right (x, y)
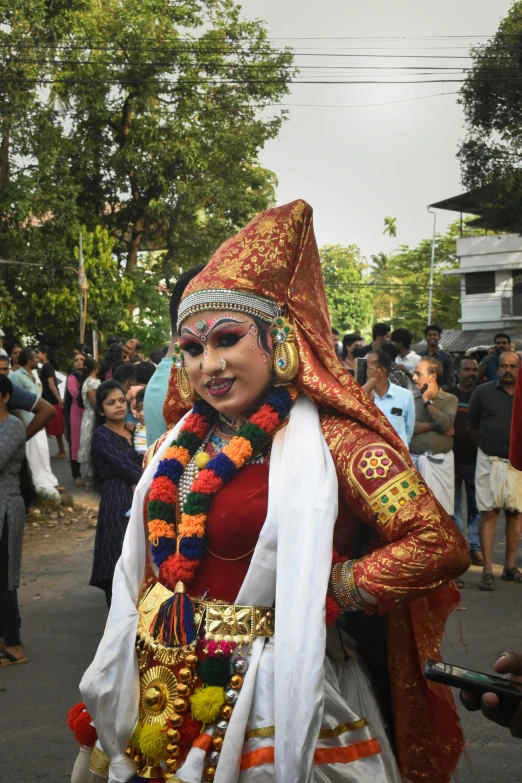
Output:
top-left (460, 651), bottom-right (522, 738)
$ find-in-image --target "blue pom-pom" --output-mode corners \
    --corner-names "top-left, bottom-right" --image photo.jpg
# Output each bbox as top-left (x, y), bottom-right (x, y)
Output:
top-left (265, 387), bottom-right (292, 418)
top-left (154, 457), bottom-right (183, 484)
top-left (193, 398), bottom-right (217, 421)
top-left (207, 451), bottom-right (237, 482)
top-left (179, 535), bottom-right (206, 559)
top-left (151, 537), bottom-right (176, 566)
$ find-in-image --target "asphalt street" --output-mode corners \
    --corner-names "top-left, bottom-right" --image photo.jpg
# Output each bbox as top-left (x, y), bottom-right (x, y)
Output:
top-left (1, 450), bottom-right (521, 781)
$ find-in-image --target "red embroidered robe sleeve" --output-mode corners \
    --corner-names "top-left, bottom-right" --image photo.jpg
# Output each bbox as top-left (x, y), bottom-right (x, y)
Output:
top-left (321, 413), bottom-right (470, 614)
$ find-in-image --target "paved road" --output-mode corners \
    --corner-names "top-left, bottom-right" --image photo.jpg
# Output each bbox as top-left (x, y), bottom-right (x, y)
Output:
top-left (1, 448), bottom-right (522, 780)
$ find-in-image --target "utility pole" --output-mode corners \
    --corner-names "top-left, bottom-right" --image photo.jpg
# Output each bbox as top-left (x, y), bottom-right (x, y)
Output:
top-left (77, 233), bottom-right (89, 343)
top-left (427, 206), bottom-right (437, 324)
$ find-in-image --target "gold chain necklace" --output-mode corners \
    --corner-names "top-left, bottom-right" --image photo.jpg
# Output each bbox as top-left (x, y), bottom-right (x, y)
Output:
top-left (204, 544), bottom-right (256, 561)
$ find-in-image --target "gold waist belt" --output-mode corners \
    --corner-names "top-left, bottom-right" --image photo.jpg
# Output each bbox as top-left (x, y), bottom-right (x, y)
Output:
top-left (137, 582), bottom-right (274, 666)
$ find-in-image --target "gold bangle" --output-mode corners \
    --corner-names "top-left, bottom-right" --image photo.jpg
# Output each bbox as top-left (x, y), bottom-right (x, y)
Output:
top-left (332, 562), bottom-right (359, 612)
top-left (341, 560), bottom-right (372, 611)
top-left (89, 745), bottom-right (110, 779)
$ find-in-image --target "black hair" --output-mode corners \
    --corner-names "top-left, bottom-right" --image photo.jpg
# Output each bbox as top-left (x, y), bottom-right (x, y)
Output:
top-left (135, 361), bottom-right (156, 385)
top-left (424, 324), bottom-right (442, 338)
top-left (169, 265), bottom-right (206, 334)
top-left (341, 333), bottom-right (362, 360)
top-left (367, 349), bottom-right (391, 373)
top-left (18, 347), bottom-right (35, 367)
top-left (390, 328), bottom-right (413, 350)
top-left (381, 342), bottom-right (399, 362)
top-left (128, 338), bottom-right (142, 352)
top-left (78, 357), bottom-right (98, 408)
top-left (135, 387), bottom-right (146, 406)
top-left (107, 335), bottom-right (123, 347)
top-left (113, 363), bottom-right (137, 384)
top-left (38, 344), bottom-right (52, 357)
top-left (0, 373), bottom-right (13, 399)
top-left (494, 332), bottom-right (511, 343)
top-left (74, 342), bottom-right (91, 356)
top-left (0, 354), bottom-right (9, 364)
top-left (372, 323), bottom-right (391, 340)
top-left (149, 349), bottom-right (166, 365)
top-left (93, 380), bottom-right (126, 430)
top-left (419, 356), bottom-right (443, 384)
top-left (98, 344), bottom-right (124, 381)
top-left (459, 356), bottom-right (479, 369)
top-left (332, 327), bottom-right (340, 336)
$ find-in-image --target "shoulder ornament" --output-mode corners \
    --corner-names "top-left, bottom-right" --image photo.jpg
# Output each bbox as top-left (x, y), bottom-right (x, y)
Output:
top-left (349, 442), bottom-right (427, 525)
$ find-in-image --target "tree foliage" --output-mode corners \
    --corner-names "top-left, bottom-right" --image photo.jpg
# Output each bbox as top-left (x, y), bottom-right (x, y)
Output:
top-left (458, 2), bottom-right (522, 229)
top-left (320, 244), bottom-right (373, 334)
top-left (0, 0), bottom-right (294, 359)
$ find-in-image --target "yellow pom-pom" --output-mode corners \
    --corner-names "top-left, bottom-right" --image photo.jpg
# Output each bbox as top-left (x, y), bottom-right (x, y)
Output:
top-left (190, 686), bottom-right (225, 724)
top-left (139, 723), bottom-right (168, 761)
top-left (195, 451), bottom-right (210, 470)
top-left (131, 722), bottom-right (143, 751)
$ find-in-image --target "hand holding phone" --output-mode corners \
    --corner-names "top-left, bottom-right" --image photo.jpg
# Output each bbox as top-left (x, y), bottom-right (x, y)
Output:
top-left (460, 652), bottom-right (522, 739)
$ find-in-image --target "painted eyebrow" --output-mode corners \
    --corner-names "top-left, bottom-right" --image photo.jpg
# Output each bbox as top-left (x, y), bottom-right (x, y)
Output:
top-left (181, 317), bottom-right (248, 339)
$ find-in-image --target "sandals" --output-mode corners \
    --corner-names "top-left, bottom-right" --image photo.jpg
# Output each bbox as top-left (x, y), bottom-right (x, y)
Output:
top-left (0, 649), bottom-right (27, 666)
top-left (501, 567), bottom-right (522, 584)
top-left (479, 573), bottom-right (495, 591)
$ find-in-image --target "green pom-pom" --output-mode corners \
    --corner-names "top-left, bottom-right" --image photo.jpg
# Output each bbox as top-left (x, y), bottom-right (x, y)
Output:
top-left (139, 723), bottom-right (168, 760)
top-left (183, 492), bottom-right (212, 515)
top-left (238, 422), bottom-right (267, 451)
top-left (190, 686), bottom-right (225, 724)
top-left (147, 500), bottom-right (175, 524)
top-left (130, 721), bottom-right (143, 751)
top-left (198, 656), bottom-right (231, 687)
top-left (177, 430), bottom-right (202, 454)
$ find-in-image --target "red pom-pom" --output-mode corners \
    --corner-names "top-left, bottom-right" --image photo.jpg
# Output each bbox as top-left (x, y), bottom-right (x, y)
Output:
top-left (179, 715), bottom-right (203, 747)
top-left (325, 595), bottom-right (341, 626)
top-left (160, 553), bottom-right (198, 586)
top-left (72, 710), bottom-right (97, 747)
top-left (67, 702), bottom-right (86, 731)
top-left (182, 413), bottom-right (209, 439)
top-left (191, 469), bottom-right (223, 494)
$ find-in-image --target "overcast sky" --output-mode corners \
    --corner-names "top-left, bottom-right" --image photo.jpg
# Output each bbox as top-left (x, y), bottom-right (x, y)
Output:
top-left (239, 0), bottom-right (511, 260)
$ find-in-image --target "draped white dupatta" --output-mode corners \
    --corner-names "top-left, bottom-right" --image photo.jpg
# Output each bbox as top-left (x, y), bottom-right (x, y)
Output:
top-left (80, 395), bottom-right (338, 783)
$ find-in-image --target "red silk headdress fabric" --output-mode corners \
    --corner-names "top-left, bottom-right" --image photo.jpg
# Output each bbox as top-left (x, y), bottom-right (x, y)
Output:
top-left (165, 198), bottom-right (409, 460)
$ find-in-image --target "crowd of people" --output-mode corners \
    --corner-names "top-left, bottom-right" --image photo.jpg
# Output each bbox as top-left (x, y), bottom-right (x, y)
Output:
top-left (0, 200), bottom-right (521, 782)
top-left (335, 324), bottom-right (522, 592)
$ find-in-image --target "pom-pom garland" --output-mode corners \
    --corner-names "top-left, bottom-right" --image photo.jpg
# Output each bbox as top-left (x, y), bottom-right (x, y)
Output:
top-left (131, 721), bottom-right (143, 750)
top-left (179, 715), bottom-right (203, 747)
top-left (325, 594), bottom-right (341, 626)
top-left (147, 388), bottom-right (295, 647)
top-left (190, 685), bottom-right (226, 724)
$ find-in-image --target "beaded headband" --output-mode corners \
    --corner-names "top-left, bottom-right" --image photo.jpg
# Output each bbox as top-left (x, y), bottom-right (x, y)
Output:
top-left (176, 288), bottom-right (280, 331)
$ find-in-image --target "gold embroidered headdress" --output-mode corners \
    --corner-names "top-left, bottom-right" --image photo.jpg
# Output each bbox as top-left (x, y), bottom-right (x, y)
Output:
top-left (164, 199), bottom-right (409, 459)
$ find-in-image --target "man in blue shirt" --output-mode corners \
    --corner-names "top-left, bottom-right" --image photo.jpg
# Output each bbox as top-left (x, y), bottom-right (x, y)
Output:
top-left (477, 332), bottom-right (511, 383)
top-left (365, 349), bottom-right (415, 446)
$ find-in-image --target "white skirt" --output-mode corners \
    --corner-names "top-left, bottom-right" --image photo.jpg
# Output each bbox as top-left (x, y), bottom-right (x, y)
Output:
top-left (476, 448), bottom-right (522, 512)
top-left (26, 429), bottom-right (60, 498)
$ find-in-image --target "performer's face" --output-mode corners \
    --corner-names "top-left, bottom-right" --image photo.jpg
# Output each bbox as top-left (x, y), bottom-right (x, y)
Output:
top-left (180, 310), bottom-right (273, 418)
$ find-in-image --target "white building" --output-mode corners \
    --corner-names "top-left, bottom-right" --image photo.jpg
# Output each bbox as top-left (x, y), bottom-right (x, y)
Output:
top-left (443, 233), bottom-right (522, 331)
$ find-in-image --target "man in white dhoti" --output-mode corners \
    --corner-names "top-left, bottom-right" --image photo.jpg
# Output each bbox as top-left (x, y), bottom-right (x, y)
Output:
top-left (467, 351), bottom-right (522, 591)
top-left (409, 357), bottom-right (458, 516)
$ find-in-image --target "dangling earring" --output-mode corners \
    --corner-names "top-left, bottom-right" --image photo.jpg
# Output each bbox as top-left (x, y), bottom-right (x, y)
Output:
top-left (173, 343), bottom-right (194, 402)
top-left (271, 316), bottom-right (299, 384)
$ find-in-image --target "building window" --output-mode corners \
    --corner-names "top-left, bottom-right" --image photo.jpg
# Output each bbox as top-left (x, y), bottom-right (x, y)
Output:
top-left (465, 271), bottom-right (496, 295)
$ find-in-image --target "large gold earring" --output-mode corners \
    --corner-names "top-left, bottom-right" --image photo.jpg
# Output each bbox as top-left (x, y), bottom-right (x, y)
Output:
top-left (173, 343), bottom-right (194, 402)
top-left (271, 316), bottom-right (299, 384)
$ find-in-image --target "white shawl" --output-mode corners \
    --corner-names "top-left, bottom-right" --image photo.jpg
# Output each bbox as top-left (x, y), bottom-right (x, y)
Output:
top-left (80, 394), bottom-right (338, 783)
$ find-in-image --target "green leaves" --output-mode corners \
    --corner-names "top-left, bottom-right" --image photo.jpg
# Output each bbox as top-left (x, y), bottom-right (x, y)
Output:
top-left (320, 244), bottom-right (373, 334)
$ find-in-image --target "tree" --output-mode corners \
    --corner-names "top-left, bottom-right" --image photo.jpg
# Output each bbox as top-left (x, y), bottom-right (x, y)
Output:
top-left (0, 0), bottom-right (294, 356)
top-left (382, 216), bottom-right (397, 238)
top-left (368, 251), bottom-right (401, 321)
top-left (320, 244), bottom-right (373, 334)
top-left (458, 2), bottom-right (522, 229)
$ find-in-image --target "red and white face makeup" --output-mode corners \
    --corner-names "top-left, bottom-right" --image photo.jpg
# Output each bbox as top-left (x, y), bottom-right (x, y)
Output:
top-left (180, 310), bottom-right (273, 418)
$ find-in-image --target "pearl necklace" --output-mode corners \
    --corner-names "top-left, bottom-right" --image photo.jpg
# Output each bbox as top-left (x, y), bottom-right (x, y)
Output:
top-left (178, 424), bottom-right (216, 511)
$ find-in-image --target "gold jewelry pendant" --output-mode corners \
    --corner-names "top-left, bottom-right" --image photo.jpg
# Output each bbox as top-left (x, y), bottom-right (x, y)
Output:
top-left (173, 343), bottom-right (195, 402)
top-left (271, 316), bottom-right (299, 383)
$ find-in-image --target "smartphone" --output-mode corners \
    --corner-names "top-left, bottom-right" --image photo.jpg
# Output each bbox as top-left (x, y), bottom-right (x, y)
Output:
top-left (424, 659), bottom-right (522, 705)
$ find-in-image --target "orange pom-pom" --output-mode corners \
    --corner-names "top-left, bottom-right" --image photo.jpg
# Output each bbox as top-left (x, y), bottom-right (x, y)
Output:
top-left (250, 405), bottom-right (280, 433)
top-left (148, 520), bottom-right (175, 541)
top-left (72, 710), bottom-right (97, 747)
top-left (160, 553), bottom-right (199, 586)
top-left (164, 445), bottom-right (191, 466)
top-left (223, 436), bottom-right (253, 467)
top-left (179, 514), bottom-right (206, 537)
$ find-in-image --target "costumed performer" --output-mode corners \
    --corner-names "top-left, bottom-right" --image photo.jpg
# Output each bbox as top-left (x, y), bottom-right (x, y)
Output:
top-left (71, 200), bottom-right (469, 783)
